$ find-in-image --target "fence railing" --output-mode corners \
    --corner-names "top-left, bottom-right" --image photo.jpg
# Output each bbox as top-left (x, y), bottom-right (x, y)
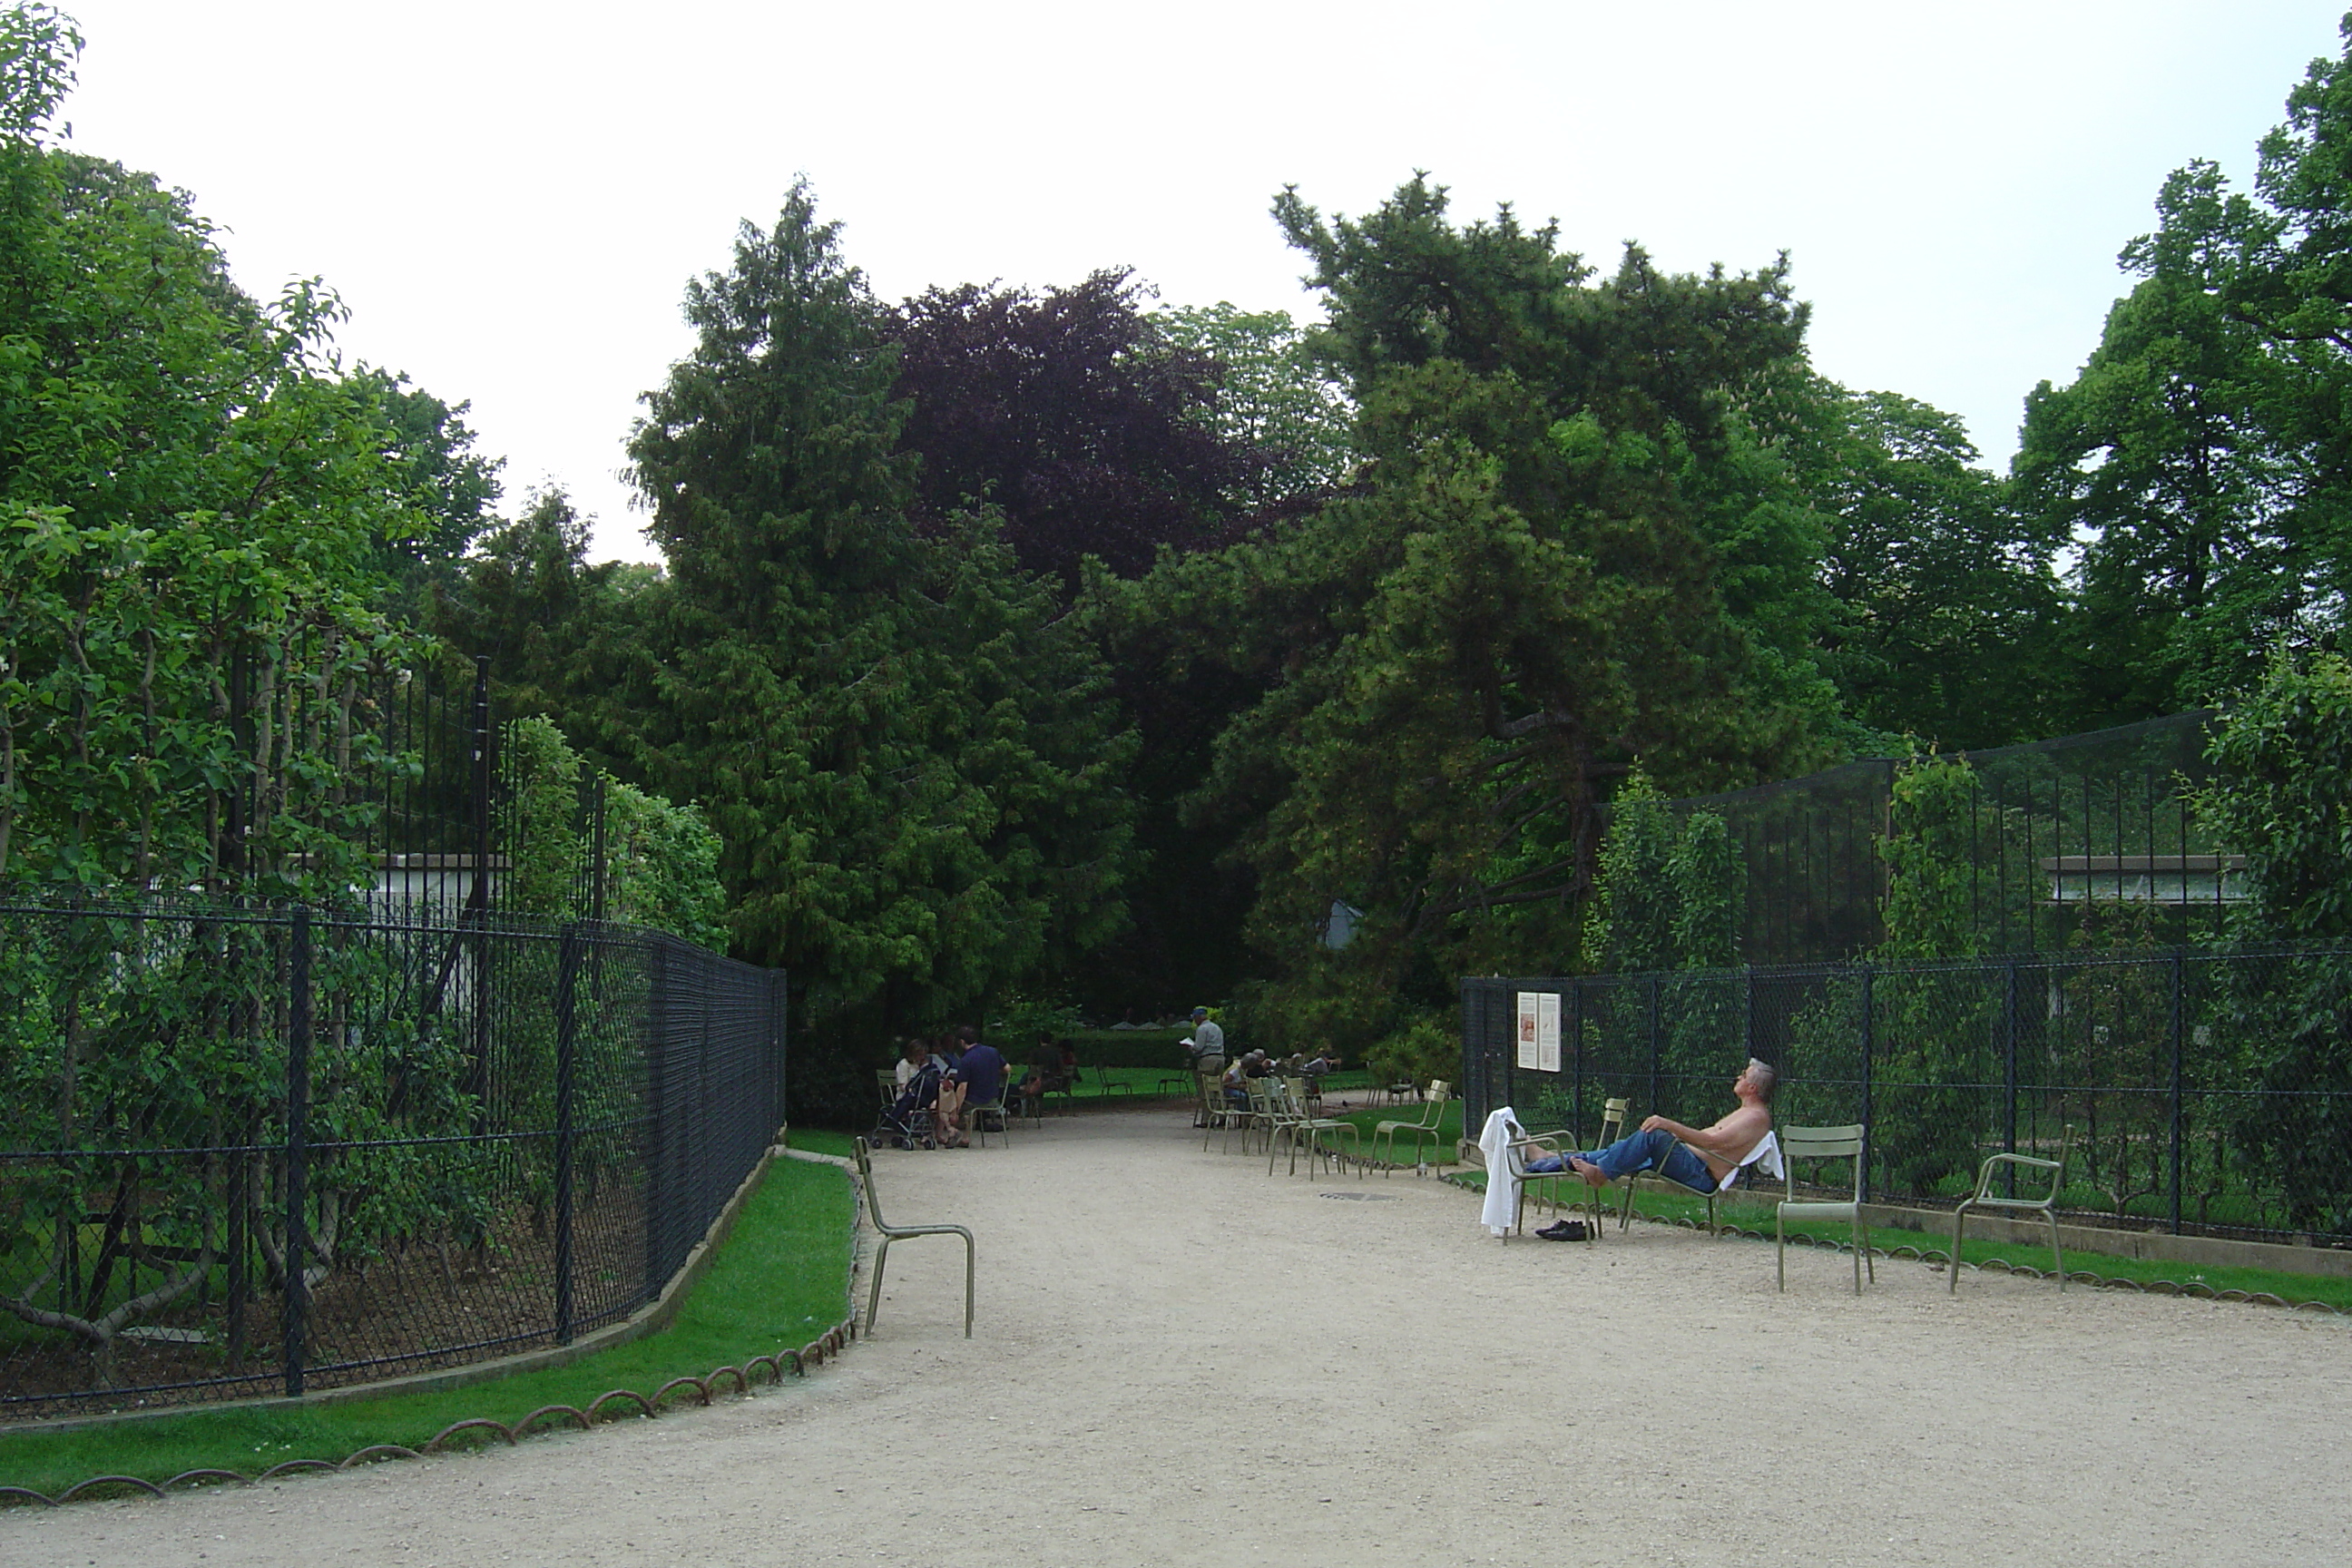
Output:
top-left (0, 892), bottom-right (783, 1421)
top-left (1462, 945), bottom-right (2352, 1248)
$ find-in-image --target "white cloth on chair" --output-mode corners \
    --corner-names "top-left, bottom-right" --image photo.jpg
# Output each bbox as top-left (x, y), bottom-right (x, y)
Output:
top-left (1714, 1129), bottom-right (1784, 1192)
top-left (1477, 1107), bottom-right (1526, 1236)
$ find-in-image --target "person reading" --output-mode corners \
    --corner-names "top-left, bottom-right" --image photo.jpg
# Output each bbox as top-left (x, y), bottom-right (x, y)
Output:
top-left (1525, 1058), bottom-right (1779, 1192)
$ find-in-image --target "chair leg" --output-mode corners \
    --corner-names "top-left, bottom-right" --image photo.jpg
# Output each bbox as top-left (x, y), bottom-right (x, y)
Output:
top-left (1949, 1204), bottom-right (1967, 1294)
top-left (2048, 1211), bottom-right (2065, 1293)
top-left (867, 1235), bottom-right (892, 1332)
top-left (1851, 1216), bottom-right (1863, 1294)
top-left (960, 1230), bottom-right (975, 1338)
top-left (1777, 1213), bottom-right (1786, 1292)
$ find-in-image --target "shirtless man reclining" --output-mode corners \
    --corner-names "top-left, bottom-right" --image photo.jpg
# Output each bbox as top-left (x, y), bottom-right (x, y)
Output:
top-left (1524, 1058), bottom-right (1777, 1192)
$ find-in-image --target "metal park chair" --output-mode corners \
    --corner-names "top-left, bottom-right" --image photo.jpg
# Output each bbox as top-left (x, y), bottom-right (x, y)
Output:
top-left (852, 1136), bottom-right (974, 1337)
top-left (1371, 1080), bottom-right (1451, 1173)
top-left (1775, 1124), bottom-right (1872, 1293)
top-left (1950, 1123), bottom-right (2074, 1295)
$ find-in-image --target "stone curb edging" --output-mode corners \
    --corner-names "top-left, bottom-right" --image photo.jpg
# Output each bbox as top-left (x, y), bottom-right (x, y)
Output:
top-left (1439, 1171), bottom-right (2352, 1317)
top-left (0, 1147), bottom-right (870, 1509)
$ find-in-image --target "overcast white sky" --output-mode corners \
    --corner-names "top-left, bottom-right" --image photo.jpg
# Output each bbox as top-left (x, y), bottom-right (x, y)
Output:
top-left (51, 1), bottom-right (2352, 561)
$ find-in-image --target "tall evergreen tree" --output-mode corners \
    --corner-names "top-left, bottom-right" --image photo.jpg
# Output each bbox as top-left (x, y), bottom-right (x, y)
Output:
top-left (609, 184), bottom-right (1134, 1114)
top-left (1116, 176), bottom-right (1842, 1048)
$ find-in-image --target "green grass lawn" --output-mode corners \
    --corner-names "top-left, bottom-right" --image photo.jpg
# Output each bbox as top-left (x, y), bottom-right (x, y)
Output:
top-left (1326, 1097), bottom-right (1465, 1161)
top-left (1448, 1169), bottom-right (2352, 1311)
top-left (0, 1152), bottom-right (857, 1501)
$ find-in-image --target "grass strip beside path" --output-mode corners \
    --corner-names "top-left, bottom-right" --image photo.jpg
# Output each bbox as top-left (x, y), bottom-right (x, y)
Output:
top-left (1448, 1168), bottom-right (2352, 1312)
top-left (0, 1152), bottom-right (856, 1501)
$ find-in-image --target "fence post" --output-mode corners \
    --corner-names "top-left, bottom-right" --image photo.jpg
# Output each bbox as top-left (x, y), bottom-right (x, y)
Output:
top-left (771, 969), bottom-right (788, 1137)
top-left (282, 905), bottom-right (311, 1398)
top-left (468, 656), bottom-right (494, 1110)
top-left (554, 922), bottom-right (579, 1344)
top-left (1646, 975), bottom-right (1661, 1115)
top-left (1570, 981), bottom-right (1584, 1142)
top-left (1857, 964), bottom-right (1873, 1204)
top-left (1745, 965), bottom-right (1757, 1063)
top-left (2171, 950), bottom-right (2185, 1235)
top-left (645, 936), bottom-right (666, 1302)
top-left (2003, 959), bottom-right (2020, 1199)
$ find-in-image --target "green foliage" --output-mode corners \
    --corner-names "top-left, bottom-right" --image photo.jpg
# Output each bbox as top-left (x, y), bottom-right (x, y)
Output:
top-left (1126, 175), bottom-right (1839, 1049)
top-left (437, 182), bottom-right (1142, 1126)
top-left (0, 16), bottom-right (446, 897)
top-left (2013, 19), bottom-right (2352, 729)
top-left (1869, 753), bottom-right (1997, 1191)
top-left (1877, 752), bottom-right (1990, 963)
top-left (2196, 649), bottom-right (2352, 945)
top-left (1363, 1014), bottom-right (1456, 1091)
top-left (1580, 768), bottom-right (1740, 974)
top-left (500, 714), bottom-right (726, 946)
top-left (1153, 300), bottom-right (1359, 501)
top-left (2192, 650), bottom-right (2352, 1231)
top-left (1789, 380), bottom-right (2067, 750)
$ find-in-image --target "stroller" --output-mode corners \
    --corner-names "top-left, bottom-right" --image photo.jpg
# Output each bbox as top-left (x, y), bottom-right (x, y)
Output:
top-left (875, 1063), bottom-right (944, 1150)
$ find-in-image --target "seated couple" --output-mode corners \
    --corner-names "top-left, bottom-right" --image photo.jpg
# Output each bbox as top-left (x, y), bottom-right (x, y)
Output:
top-left (1525, 1059), bottom-right (1779, 1193)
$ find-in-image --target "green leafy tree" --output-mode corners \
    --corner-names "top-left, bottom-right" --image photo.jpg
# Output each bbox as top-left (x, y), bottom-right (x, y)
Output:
top-left (2014, 18), bottom-right (2352, 727)
top-left (1129, 176), bottom-right (1839, 1041)
top-left (2193, 650), bottom-right (2352, 1231)
top-left (1792, 381), bottom-right (2067, 750)
top-left (0, 6), bottom-right (426, 897)
top-left (1153, 300), bottom-right (1359, 502)
top-left (605, 183), bottom-right (1134, 1120)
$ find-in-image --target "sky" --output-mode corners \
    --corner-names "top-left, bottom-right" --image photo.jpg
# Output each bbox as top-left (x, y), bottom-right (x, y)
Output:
top-left (49, 1), bottom-right (2352, 562)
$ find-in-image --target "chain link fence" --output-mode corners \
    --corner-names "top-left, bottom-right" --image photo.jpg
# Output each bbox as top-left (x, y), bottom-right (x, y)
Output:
top-left (0, 892), bottom-right (783, 1421)
top-left (1464, 944), bottom-right (2352, 1247)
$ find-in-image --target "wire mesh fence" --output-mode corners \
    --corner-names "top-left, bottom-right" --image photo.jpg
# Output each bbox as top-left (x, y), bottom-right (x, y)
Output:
top-left (0, 891), bottom-right (783, 1422)
top-left (1673, 710), bottom-right (2227, 964)
top-left (1463, 944), bottom-right (2352, 1248)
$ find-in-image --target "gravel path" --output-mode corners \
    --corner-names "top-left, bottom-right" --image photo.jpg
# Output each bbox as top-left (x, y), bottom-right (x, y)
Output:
top-left (5, 1104), bottom-right (2347, 1566)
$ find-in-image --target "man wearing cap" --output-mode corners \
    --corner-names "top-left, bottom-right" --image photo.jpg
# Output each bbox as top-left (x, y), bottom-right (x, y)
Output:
top-left (1184, 1006), bottom-right (1225, 1075)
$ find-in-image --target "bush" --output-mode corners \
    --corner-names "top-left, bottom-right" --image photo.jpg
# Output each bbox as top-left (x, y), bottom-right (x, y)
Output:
top-left (1364, 1014), bottom-right (1455, 1089)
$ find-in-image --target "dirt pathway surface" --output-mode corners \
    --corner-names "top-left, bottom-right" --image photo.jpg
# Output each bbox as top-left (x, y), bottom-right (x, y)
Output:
top-left (5, 1105), bottom-right (2348, 1566)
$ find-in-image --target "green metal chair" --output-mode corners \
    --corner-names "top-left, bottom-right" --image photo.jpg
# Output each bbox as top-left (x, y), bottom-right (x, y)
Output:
top-left (1776, 1124), bottom-right (1872, 1293)
top-left (1498, 1131), bottom-right (1598, 1244)
top-left (852, 1136), bottom-right (974, 1337)
top-left (1271, 1077), bottom-right (1361, 1180)
top-left (1371, 1080), bottom-right (1450, 1173)
top-left (1950, 1123), bottom-right (2073, 1295)
top-left (965, 1084), bottom-right (1013, 1147)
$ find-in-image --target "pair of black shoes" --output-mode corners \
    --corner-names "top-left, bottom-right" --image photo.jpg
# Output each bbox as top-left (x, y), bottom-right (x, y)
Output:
top-left (1535, 1219), bottom-right (1588, 1242)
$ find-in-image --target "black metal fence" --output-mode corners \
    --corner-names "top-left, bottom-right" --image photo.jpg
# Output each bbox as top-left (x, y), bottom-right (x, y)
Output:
top-left (1675, 710), bottom-right (2226, 964)
top-left (1463, 945), bottom-right (2352, 1247)
top-left (0, 892), bottom-right (783, 1421)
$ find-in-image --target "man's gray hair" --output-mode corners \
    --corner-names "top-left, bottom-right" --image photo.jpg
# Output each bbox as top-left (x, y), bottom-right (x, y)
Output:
top-left (1745, 1057), bottom-right (1777, 1103)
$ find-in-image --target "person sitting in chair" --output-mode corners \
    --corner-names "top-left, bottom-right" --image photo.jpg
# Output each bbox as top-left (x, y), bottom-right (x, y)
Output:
top-left (1525, 1058), bottom-right (1778, 1192)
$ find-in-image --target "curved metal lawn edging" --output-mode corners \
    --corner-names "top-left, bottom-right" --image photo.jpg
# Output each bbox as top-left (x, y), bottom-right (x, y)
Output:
top-left (1438, 1171), bottom-right (2352, 1317)
top-left (0, 1319), bottom-right (856, 1509)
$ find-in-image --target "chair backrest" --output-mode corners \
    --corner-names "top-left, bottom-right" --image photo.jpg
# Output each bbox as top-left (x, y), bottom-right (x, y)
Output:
top-left (852, 1135), bottom-right (896, 1230)
top-left (1598, 1096), bottom-right (1629, 1144)
top-left (1779, 1123), bottom-right (1865, 1199)
top-left (877, 1069), bottom-right (898, 1107)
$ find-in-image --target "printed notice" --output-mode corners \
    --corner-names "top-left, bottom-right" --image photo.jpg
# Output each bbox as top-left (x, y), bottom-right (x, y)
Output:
top-left (1516, 991), bottom-right (1563, 1071)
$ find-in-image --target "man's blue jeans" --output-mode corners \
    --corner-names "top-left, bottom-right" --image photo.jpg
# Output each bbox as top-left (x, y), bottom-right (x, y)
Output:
top-left (1524, 1127), bottom-right (1715, 1192)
